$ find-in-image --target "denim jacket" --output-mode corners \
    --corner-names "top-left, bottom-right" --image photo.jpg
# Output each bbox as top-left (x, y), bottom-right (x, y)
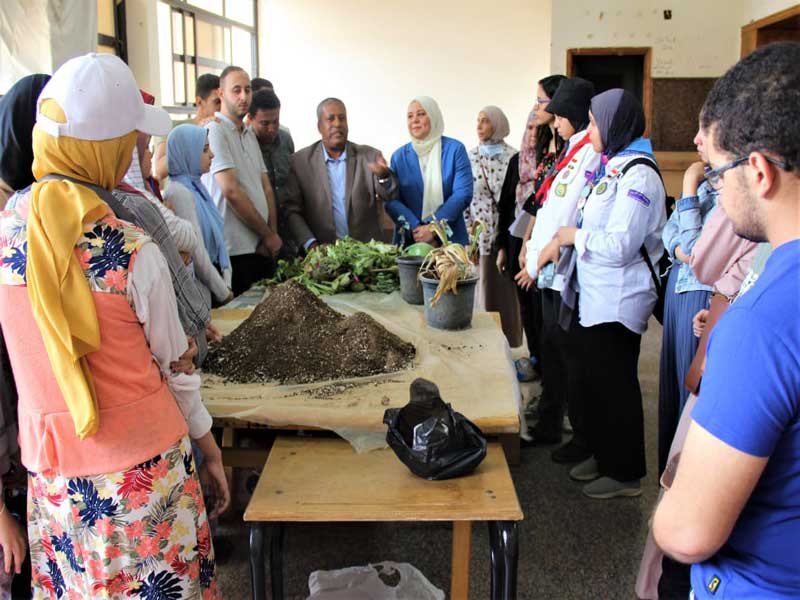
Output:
top-left (661, 179), bottom-right (716, 294)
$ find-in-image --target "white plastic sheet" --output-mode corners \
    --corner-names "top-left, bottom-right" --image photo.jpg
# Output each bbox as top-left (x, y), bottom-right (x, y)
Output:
top-left (307, 562), bottom-right (444, 600)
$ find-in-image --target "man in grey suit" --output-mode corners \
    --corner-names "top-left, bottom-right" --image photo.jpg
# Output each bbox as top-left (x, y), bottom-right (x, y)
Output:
top-left (284, 98), bottom-right (396, 251)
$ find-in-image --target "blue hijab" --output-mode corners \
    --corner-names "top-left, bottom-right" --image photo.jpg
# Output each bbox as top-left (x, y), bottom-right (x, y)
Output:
top-left (167, 124), bottom-right (230, 270)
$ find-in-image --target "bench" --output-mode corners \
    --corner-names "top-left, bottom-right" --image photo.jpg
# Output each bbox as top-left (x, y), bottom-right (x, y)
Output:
top-left (245, 436), bottom-right (523, 599)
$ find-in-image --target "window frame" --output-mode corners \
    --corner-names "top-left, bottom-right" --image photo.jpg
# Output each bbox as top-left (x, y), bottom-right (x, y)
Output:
top-left (97, 0), bottom-right (128, 62)
top-left (159, 0), bottom-right (258, 113)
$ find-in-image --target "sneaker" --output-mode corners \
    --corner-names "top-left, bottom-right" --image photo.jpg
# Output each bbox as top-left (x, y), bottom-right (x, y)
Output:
top-left (551, 439), bottom-right (592, 464)
top-left (582, 477), bottom-right (642, 499)
top-left (515, 357), bottom-right (540, 382)
top-left (569, 457), bottom-right (599, 481)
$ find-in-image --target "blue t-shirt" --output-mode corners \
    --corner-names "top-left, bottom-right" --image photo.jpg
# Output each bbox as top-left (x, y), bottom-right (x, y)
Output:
top-left (691, 239), bottom-right (800, 599)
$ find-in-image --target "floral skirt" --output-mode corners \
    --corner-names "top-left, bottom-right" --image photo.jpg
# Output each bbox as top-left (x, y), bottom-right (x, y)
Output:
top-left (27, 436), bottom-right (219, 599)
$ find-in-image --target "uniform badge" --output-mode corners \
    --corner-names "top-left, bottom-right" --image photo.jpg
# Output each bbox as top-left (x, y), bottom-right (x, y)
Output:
top-left (555, 183), bottom-right (567, 197)
top-left (596, 181), bottom-right (608, 195)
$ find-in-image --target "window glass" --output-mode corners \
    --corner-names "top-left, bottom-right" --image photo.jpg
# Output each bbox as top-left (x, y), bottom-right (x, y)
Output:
top-left (225, 0), bottom-right (254, 26)
top-left (171, 11), bottom-right (184, 55)
top-left (188, 0), bottom-right (222, 15)
top-left (158, 1), bottom-right (257, 108)
top-left (173, 61), bottom-right (186, 104)
top-left (185, 14), bottom-right (195, 55)
top-left (196, 19), bottom-right (225, 62)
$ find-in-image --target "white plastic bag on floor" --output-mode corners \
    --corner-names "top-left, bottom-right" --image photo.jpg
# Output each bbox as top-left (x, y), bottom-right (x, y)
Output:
top-left (307, 561), bottom-right (444, 600)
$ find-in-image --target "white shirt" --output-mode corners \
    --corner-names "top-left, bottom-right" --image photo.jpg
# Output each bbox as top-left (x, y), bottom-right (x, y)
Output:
top-left (525, 131), bottom-right (600, 291)
top-left (202, 112), bottom-right (269, 257)
top-left (128, 242), bottom-right (213, 439)
top-left (573, 154), bottom-right (666, 334)
top-left (164, 182), bottom-right (232, 303)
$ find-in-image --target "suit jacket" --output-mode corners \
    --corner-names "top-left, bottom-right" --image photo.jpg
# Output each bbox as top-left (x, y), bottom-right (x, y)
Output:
top-left (284, 140), bottom-right (397, 246)
top-left (386, 136), bottom-right (473, 245)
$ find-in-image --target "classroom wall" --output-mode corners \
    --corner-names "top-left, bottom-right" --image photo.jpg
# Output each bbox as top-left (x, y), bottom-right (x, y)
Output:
top-left (125, 0), bottom-right (162, 104)
top-left (550, 1), bottom-right (742, 78)
top-left (741, 0), bottom-right (799, 24)
top-left (257, 0), bottom-right (552, 158)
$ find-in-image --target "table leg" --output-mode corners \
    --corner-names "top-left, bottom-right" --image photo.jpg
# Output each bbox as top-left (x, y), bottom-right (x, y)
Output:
top-left (498, 434), bottom-right (520, 466)
top-left (488, 521), bottom-right (519, 600)
top-left (270, 523), bottom-right (286, 600)
top-left (249, 523), bottom-right (266, 600)
top-left (450, 521), bottom-right (472, 600)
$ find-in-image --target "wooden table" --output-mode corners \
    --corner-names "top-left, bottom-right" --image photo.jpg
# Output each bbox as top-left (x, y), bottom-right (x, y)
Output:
top-left (245, 437), bottom-right (523, 600)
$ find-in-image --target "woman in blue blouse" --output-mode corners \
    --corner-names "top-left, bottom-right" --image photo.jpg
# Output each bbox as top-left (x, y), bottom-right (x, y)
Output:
top-left (385, 96), bottom-right (473, 245)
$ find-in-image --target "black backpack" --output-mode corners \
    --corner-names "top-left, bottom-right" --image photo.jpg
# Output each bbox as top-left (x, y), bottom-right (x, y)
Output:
top-left (619, 157), bottom-right (673, 325)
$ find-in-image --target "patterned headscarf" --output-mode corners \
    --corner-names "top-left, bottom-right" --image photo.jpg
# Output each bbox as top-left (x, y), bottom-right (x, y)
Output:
top-left (515, 109), bottom-right (538, 206)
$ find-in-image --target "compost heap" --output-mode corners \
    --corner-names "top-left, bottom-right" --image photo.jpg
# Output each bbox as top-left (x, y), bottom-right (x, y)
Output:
top-left (205, 282), bottom-right (416, 384)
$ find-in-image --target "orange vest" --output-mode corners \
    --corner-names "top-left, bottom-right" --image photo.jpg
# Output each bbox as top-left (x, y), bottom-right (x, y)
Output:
top-left (0, 198), bottom-right (188, 477)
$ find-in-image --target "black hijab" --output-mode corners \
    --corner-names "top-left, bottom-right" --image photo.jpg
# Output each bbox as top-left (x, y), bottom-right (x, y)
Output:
top-left (0, 74), bottom-right (50, 190)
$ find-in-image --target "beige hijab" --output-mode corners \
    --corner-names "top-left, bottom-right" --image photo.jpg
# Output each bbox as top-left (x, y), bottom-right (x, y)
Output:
top-left (410, 96), bottom-right (445, 220)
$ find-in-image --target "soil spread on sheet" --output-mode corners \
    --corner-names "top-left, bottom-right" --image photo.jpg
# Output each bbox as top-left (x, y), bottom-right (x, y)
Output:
top-left (204, 282), bottom-right (416, 384)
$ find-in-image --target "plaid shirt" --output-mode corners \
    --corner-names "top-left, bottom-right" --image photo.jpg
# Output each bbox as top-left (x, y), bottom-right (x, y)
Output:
top-left (112, 185), bottom-right (210, 364)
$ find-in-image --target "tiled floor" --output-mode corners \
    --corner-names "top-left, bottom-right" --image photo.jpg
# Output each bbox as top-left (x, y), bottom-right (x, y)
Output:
top-left (214, 320), bottom-right (666, 599)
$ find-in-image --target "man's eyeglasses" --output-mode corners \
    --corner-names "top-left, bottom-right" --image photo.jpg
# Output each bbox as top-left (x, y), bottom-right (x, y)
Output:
top-left (705, 155), bottom-right (790, 190)
top-left (535, 97), bottom-right (550, 106)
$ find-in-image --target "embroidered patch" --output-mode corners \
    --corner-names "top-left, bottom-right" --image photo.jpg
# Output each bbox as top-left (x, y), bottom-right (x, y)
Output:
top-left (595, 181), bottom-right (608, 195)
top-left (561, 169), bottom-right (570, 180)
top-left (555, 183), bottom-right (567, 197)
top-left (627, 189), bottom-right (651, 206)
top-left (707, 575), bottom-right (721, 595)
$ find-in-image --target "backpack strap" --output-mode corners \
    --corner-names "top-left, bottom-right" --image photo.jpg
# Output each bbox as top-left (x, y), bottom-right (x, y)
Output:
top-left (39, 174), bottom-right (136, 222)
top-left (618, 156), bottom-right (666, 293)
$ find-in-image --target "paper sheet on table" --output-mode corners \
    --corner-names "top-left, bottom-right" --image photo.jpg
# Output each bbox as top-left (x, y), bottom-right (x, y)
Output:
top-left (203, 290), bottom-right (521, 451)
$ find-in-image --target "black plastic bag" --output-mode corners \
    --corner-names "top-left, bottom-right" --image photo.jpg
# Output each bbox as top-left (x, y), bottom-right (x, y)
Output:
top-left (384, 378), bottom-right (487, 480)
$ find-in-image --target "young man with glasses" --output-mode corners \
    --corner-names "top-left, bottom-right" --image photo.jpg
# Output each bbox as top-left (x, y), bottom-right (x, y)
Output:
top-left (652, 42), bottom-right (800, 599)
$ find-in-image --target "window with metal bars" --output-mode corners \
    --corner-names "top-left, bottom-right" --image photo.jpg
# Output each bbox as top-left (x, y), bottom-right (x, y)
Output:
top-left (156, 0), bottom-right (257, 114)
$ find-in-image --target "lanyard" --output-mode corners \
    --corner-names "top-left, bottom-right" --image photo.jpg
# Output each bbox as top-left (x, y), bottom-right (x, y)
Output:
top-left (535, 132), bottom-right (592, 207)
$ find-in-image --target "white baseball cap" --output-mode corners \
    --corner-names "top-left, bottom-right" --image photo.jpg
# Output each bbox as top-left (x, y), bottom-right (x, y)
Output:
top-left (36, 53), bottom-right (171, 141)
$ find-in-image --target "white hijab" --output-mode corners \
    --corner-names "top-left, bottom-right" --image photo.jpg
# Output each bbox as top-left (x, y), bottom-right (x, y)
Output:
top-left (410, 96), bottom-right (445, 220)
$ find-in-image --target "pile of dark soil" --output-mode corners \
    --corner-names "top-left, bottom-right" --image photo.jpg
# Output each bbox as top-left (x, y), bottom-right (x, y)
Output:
top-left (204, 282), bottom-right (416, 384)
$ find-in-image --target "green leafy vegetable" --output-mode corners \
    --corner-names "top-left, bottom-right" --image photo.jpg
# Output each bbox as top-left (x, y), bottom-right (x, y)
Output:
top-left (262, 238), bottom-right (402, 295)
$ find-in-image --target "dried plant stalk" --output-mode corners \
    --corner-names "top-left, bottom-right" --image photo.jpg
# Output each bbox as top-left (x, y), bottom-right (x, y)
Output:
top-left (418, 219), bottom-right (483, 307)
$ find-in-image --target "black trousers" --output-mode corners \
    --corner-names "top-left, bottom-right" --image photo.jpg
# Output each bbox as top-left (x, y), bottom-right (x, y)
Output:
top-left (535, 288), bottom-right (590, 444)
top-left (509, 237), bottom-right (542, 360)
top-left (231, 253), bottom-right (276, 297)
top-left (575, 320), bottom-right (646, 481)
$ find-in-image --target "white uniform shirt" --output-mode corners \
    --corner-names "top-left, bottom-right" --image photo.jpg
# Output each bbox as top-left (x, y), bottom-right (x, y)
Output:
top-left (525, 131), bottom-right (600, 291)
top-left (573, 154), bottom-right (666, 334)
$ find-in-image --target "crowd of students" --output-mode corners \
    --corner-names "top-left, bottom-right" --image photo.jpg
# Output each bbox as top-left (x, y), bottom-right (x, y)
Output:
top-left (0, 40), bottom-right (796, 598)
